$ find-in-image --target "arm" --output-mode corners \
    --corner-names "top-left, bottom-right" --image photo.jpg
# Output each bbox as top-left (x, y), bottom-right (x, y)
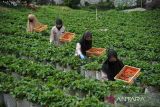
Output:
top-left (30, 23), bottom-right (34, 32)
top-left (75, 43), bottom-right (85, 59)
top-left (75, 43), bottom-right (82, 56)
top-left (119, 60), bottom-right (124, 69)
top-left (102, 63), bottom-right (109, 80)
top-left (27, 21), bottom-right (34, 32)
top-left (62, 26), bottom-right (65, 33)
top-left (50, 27), bottom-right (56, 43)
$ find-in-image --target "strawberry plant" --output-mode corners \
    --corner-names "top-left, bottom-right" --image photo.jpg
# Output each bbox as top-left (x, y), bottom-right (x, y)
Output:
top-left (0, 5), bottom-right (160, 105)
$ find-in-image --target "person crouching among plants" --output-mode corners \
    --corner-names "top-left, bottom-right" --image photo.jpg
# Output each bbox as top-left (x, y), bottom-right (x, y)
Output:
top-left (75, 31), bottom-right (92, 59)
top-left (102, 49), bottom-right (124, 81)
top-left (50, 18), bottom-right (65, 45)
top-left (27, 14), bottom-right (41, 32)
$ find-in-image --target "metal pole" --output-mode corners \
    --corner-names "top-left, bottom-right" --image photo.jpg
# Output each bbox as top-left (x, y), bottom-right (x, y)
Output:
top-left (96, 7), bottom-right (97, 21)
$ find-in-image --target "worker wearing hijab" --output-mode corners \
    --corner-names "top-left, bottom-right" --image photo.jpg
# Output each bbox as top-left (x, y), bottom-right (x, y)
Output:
top-left (75, 31), bottom-right (92, 59)
top-left (50, 18), bottom-right (65, 45)
top-left (102, 49), bottom-right (124, 81)
top-left (27, 14), bottom-right (41, 32)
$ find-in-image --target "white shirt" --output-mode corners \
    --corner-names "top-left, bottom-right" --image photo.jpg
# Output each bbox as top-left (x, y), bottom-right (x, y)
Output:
top-left (75, 43), bottom-right (82, 56)
top-left (50, 26), bottom-right (65, 44)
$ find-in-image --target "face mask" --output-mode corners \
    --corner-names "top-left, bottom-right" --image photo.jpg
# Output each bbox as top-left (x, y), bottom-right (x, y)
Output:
top-left (29, 19), bottom-right (33, 22)
top-left (85, 36), bottom-right (92, 40)
top-left (109, 61), bottom-right (116, 64)
top-left (56, 26), bottom-right (62, 30)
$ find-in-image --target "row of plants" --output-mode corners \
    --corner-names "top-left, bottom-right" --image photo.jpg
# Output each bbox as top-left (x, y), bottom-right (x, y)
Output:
top-left (1, 6), bottom-right (159, 38)
top-left (0, 22), bottom-right (159, 64)
top-left (0, 34), bottom-right (84, 70)
top-left (0, 5), bottom-right (158, 58)
top-left (0, 33), bottom-right (160, 87)
top-left (0, 54), bottom-right (59, 80)
top-left (0, 31), bottom-right (159, 66)
top-left (1, 32), bottom-right (159, 69)
top-left (0, 55), bottom-right (143, 100)
top-left (0, 72), bottom-right (108, 107)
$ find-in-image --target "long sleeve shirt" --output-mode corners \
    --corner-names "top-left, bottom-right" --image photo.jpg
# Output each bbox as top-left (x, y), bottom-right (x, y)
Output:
top-left (75, 43), bottom-right (82, 56)
top-left (50, 26), bottom-right (65, 45)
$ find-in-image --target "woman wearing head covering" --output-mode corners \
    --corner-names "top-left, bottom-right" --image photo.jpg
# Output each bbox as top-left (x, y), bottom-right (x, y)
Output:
top-left (50, 18), bottom-right (65, 45)
top-left (102, 49), bottom-right (124, 81)
top-left (75, 31), bottom-right (92, 59)
top-left (27, 14), bottom-right (41, 32)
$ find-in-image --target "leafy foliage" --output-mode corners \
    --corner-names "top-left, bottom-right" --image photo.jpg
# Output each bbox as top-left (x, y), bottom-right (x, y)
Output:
top-left (0, 5), bottom-right (160, 106)
top-left (64, 0), bottom-right (80, 8)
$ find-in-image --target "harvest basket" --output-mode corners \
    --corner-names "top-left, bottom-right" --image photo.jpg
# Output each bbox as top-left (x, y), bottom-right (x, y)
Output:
top-left (86, 47), bottom-right (106, 57)
top-left (59, 32), bottom-right (75, 42)
top-left (114, 65), bottom-right (141, 84)
top-left (33, 24), bottom-right (48, 32)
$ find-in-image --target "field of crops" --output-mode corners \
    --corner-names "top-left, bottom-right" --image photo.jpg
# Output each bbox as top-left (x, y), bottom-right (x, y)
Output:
top-left (0, 5), bottom-right (160, 107)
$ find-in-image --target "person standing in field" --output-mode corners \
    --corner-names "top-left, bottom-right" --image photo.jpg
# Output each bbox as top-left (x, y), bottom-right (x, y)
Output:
top-left (75, 31), bottom-right (92, 59)
top-left (102, 49), bottom-right (124, 81)
top-left (50, 18), bottom-right (65, 45)
top-left (27, 14), bottom-right (41, 32)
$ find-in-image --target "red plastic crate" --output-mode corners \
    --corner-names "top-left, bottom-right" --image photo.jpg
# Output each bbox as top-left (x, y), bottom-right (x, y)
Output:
top-left (34, 24), bottom-right (48, 32)
top-left (86, 47), bottom-right (106, 57)
top-left (59, 32), bottom-right (75, 42)
top-left (114, 65), bottom-right (141, 84)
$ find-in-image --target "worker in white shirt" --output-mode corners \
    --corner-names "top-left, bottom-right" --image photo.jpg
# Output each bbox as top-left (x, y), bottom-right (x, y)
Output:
top-left (50, 18), bottom-right (65, 45)
top-left (75, 31), bottom-right (92, 59)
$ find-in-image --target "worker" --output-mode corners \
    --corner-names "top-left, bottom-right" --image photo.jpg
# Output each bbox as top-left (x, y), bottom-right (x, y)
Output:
top-left (102, 49), bottom-right (124, 81)
top-left (75, 31), bottom-right (92, 59)
top-left (50, 18), bottom-right (65, 45)
top-left (27, 14), bottom-right (41, 32)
